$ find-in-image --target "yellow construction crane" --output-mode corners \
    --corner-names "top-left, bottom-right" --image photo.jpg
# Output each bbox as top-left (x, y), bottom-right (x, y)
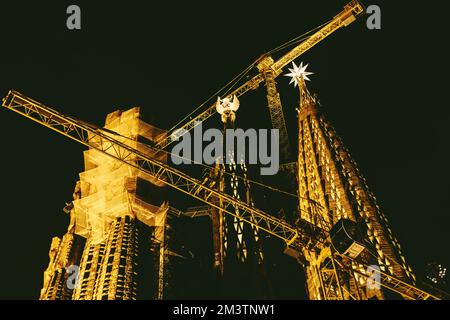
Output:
top-left (156, 0), bottom-right (364, 165)
top-left (0, 90), bottom-right (441, 300)
top-left (1, 1), bottom-right (442, 301)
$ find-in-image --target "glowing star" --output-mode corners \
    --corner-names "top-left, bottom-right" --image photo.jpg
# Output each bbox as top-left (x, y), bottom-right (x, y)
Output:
top-left (284, 61), bottom-right (314, 87)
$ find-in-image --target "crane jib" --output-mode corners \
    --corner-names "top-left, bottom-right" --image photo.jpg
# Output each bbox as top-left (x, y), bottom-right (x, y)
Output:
top-left (157, 0), bottom-right (364, 150)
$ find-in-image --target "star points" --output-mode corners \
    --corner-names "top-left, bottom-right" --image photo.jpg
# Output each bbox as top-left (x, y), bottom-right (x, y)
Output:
top-left (284, 61), bottom-right (314, 87)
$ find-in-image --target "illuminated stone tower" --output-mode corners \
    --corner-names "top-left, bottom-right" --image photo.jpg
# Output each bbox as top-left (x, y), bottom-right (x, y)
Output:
top-left (289, 62), bottom-right (416, 299)
top-left (211, 96), bottom-right (269, 298)
top-left (39, 108), bottom-right (185, 300)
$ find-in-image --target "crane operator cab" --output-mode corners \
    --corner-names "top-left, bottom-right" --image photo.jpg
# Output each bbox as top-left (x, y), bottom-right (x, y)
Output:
top-left (330, 218), bottom-right (367, 259)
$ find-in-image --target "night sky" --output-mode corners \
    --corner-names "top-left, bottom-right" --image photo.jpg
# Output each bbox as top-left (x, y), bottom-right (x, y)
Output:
top-left (0, 0), bottom-right (448, 299)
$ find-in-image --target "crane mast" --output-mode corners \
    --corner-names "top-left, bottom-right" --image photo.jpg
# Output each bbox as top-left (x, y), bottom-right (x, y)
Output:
top-left (257, 56), bottom-right (292, 163)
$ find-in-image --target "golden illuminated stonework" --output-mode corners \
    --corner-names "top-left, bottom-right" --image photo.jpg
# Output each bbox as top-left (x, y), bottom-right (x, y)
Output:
top-left (40, 108), bottom-right (171, 300)
top-left (1, 0), bottom-right (445, 301)
top-left (294, 76), bottom-right (415, 299)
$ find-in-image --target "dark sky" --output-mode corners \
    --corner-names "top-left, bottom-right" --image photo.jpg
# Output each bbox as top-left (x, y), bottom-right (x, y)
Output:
top-left (0, 0), bottom-right (448, 299)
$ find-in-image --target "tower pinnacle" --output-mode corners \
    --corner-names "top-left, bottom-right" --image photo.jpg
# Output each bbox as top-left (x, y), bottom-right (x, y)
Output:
top-left (284, 61), bottom-right (313, 87)
top-left (285, 62), bottom-right (316, 113)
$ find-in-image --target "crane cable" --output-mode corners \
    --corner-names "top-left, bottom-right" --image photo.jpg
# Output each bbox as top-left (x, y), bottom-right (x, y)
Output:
top-left (166, 19), bottom-right (332, 136)
top-left (267, 19), bottom-right (332, 55)
top-left (87, 120), bottom-right (312, 201)
top-left (166, 60), bottom-right (257, 134)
